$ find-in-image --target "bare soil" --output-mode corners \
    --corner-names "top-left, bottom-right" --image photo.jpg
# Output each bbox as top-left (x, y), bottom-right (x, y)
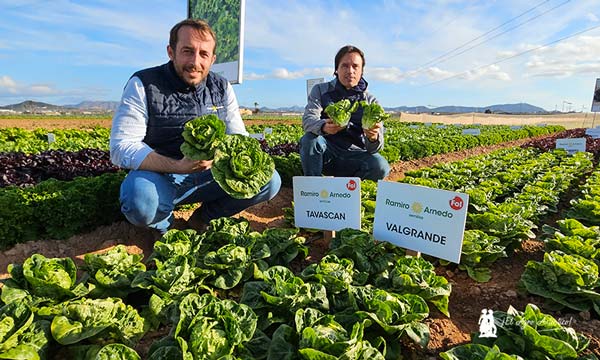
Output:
top-left (1, 119), bottom-right (599, 358)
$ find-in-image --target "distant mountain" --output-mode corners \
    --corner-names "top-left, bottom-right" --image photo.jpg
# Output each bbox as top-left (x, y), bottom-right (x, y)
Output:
top-left (69, 101), bottom-right (120, 112)
top-left (0, 100), bottom-right (64, 112)
top-left (253, 102), bottom-right (547, 114)
top-left (387, 102), bottom-right (547, 114)
top-left (1, 100), bottom-right (548, 114)
top-left (0, 100), bottom-right (119, 113)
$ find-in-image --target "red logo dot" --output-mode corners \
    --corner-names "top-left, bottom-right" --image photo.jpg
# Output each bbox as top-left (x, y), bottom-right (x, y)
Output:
top-left (346, 180), bottom-right (357, 191)
top-left (449, 196), bottom-right (464, 210)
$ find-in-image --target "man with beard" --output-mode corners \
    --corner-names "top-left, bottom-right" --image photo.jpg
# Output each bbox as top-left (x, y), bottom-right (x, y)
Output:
top-left (300, 45), bottom-right (390, 181)
top-left (110, 19), bottom-right (281, 234)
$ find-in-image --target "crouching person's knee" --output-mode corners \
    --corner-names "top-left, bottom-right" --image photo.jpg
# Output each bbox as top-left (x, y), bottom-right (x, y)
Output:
top-left (264, 170), bottom-right (282, 201)
top-left (120, 194), bottom-right (160, 227)
top-left (363, 155), bottom-right (390, 181)
top-left (119, 177), bottom-right (173, 228)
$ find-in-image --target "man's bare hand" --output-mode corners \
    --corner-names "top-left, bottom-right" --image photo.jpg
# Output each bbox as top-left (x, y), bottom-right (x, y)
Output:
top-left (138, 152), bottom-right (213, 174)
top-left (322, 118), bottom-right (344, 135)
top-left (179, 158), bottom-right (213, 173)
top-left (364, 122), bottom-right (382, 142)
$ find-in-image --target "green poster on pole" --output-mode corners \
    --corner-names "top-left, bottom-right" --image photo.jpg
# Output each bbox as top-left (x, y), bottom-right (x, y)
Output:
top-left (188, 0), bottom-right (245, 84)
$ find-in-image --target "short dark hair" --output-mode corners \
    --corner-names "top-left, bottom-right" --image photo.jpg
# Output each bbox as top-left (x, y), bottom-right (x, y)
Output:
top-left (169, 19), bottom-right (217, 53)
top-left (333, 45), bottom-right (365, 75)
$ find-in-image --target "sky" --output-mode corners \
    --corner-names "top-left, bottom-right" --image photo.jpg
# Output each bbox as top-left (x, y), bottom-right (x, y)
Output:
top-left (1, 0), bottom-right (600, 112)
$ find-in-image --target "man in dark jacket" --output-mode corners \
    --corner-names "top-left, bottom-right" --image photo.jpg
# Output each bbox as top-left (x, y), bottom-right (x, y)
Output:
top-left (110, 19), bottom-right (281, 234)
top-left (300, 45), bottom-right (390, 181)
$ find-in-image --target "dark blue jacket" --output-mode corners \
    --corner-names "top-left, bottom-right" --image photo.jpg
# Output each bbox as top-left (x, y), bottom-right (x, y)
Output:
top-left (302, 78), bottom-right (383, 153)
top-left (133, 61), bottom-right (229, 159)
top-left (320, 78), bottom-right (368, 149)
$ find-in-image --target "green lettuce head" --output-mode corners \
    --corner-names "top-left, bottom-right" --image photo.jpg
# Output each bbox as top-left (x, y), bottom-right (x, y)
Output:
top-left (360, 101), bottom-right (390, 129)
top-left (180, 114), bottom-right (226, 161)
top-left (212, 134), bottom-right (275, 199)
top-left (324, 99), bottom-right (359, 127)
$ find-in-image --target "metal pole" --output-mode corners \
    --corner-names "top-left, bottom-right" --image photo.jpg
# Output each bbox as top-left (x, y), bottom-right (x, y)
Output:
top-left (592, 112), bottom-right (597, 128)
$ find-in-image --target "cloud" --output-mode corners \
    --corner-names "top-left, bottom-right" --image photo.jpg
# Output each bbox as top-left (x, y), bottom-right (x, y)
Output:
top-left (523, 35), bottom-right (600, 77)
top-left (0, 75), bottom-right (108, 101)
top-left (244, 61), bottom-right (512, 84)
top-left (458, 64), bottom-right (511, 81)
top-left (0, 76), bottom-right (17, 89)
top-left (0, 76), bottom-right (61, 97)
top-left (587, 13), bottom-right (599, 22)
top-left (244, 1), bottom-right (368, 66)
top-left (0, 1), bottom-right (178, 68)
top-left (366, 67), bottom-right (407, 83)
top-left (244, 67), bottom-right (331, 81)
top-left (423, 67), bottom-right (455, 81)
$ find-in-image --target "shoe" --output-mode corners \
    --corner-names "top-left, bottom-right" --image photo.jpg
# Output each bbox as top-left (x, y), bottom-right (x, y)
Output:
top-left (187, 209), bottom-right (209, 232)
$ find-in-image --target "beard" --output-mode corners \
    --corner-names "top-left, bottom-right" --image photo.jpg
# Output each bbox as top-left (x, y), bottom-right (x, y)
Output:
top-left (174, 61), bottom-right (206, 86)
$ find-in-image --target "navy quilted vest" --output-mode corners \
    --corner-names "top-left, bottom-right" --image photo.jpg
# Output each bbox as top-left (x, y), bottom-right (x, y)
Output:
top-left (134, 61), bottom-right (229, 159)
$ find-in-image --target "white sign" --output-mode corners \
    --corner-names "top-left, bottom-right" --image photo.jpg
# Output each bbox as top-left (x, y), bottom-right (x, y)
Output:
top-left (462, 128), bottom-right (481, 135)
top-left (592, 78), bottom-right (600, 112)
top-left (373, 181), bottom-right (469, 263)
top-left (424, 122), bottom-right (432, 126)
top-left (585, 128), bottom-right (600, 139)
top-left (556, 138), bottom-right (586, 154)
top-left (264, 127), bottom-right (273, 134)
top-left (249, 133), bottom-right (265, 140)
top-left (409, 125), bottom-right (419, 129)
top-left (436, 125), bottom-right (446, 129)
top-left (47, 133), bottom-right (56, 144)
top-left (293, 176), bottom-right (361, 231)
top-left (306, 78), bottom-right (325, 98)
top-left (510, 126), bottom-right (522, 130)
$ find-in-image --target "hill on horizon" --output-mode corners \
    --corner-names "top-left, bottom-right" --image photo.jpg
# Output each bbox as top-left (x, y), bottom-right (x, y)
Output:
top-left (0, 100), bottom-right (549, 114)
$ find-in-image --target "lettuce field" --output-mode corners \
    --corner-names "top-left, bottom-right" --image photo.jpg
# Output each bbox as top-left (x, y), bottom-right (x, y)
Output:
top-left (0, 114), bottom-right (599, 359)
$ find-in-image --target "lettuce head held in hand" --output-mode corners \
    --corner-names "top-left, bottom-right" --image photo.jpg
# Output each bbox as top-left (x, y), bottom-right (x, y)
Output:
top-left (212, 134), bottom-right (275, 199)
top-left (324, 99), bottom-right (359, 127)
top-left (180, 114), bottom-right (226, 161)
top-left (360, 101), bottom-right (390, 129)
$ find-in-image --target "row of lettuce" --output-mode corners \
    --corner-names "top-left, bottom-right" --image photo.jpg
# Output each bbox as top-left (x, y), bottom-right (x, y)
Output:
top-left (0, 123), bottom-right (563, 157)
top-left (0, 123), bottom-right (565, 188)
top-left (403, 147), bottom-right (592, 281)
top-left (0, 218), bottom-right (435, 359)
top-left (519, 164), bottom-right (600, 318)
top-left (1, 130), bottom-right (600, 358)
top-left (439, 154), bottom-right (600, 359)
top-left (281, 146), bottom-right (595, 284)
top-left (279, 144), bottom-right (600, 358)
top-left (0, 123), bottom-right (571, 246)
top-left (2, 216), bottom-right (597, 359)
